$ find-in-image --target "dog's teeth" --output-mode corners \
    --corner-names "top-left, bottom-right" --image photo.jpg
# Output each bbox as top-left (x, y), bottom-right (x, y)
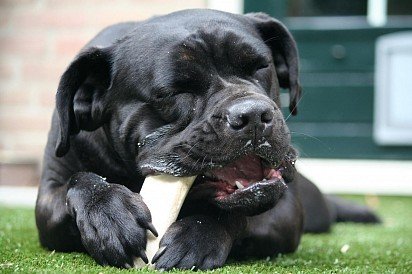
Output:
top-left (235, 181), bottom-right (245, 189)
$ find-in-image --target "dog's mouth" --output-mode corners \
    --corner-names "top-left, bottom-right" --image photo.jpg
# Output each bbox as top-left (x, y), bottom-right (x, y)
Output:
top-left (187, 152), bottom-right (296, 215)
top-left (139, 144), bottom-right (297, 216)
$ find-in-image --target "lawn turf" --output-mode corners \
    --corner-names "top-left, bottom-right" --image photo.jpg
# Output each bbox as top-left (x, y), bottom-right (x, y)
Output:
top-left (0, 195), bottom-right (411, 273)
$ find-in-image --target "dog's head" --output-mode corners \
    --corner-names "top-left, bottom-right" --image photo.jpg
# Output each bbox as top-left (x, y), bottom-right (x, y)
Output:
top-left (55, 10), bottom-right (301, 215)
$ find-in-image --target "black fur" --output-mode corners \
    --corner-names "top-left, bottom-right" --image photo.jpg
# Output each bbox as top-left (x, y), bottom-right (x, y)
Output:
top-left (35, 9), bottom-right (379, 270)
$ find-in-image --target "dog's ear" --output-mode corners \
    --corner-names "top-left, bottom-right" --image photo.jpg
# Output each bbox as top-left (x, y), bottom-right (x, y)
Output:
top-left (246, 12), bottom-right (301, 115)
top-left (55, 46), bottom-right (113, 157)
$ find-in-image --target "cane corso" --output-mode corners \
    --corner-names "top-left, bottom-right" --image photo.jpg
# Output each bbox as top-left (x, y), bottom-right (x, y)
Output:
top-left (35, 9), bottom-right (379, 270)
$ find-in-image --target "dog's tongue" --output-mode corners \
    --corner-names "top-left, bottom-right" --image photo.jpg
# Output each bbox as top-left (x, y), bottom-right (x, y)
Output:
top-left (211, 155), bottom-right (264, 183)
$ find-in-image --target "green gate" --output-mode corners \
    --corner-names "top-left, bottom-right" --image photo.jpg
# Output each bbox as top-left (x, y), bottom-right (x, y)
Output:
top-left (245, 0), bottom-right (412, 159)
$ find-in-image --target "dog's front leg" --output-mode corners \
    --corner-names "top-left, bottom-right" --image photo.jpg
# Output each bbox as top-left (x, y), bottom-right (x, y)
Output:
top-left (35, 177), bottom-right (83, 253)
top-left (151, 214), bottom-right (246, 270)
top-left (37, 171), bottom-right (156, 268)
top-left (66, 172), bottom-right (159, 268)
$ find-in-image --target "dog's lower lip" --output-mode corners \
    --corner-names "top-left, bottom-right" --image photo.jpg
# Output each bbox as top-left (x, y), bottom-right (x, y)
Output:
top-left (215, 177), bottom-right (286, 205)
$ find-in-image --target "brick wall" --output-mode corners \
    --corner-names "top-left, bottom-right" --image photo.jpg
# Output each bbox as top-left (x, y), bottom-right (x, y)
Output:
top-left (0, 0), bottom-right (206, 186)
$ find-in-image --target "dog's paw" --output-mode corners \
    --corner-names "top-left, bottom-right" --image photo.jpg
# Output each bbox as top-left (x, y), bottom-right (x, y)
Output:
top-left (152, 215), bottom-right (232, 270)
top-left (66, 172), bottom-right (157, 268)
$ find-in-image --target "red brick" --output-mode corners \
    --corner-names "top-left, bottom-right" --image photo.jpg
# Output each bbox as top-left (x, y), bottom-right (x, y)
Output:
top-left (0, 112), bottom-right (52, 132)
top-left (22, 60), bottom-right (65, 82)
top-left (0, 163), bottom-right (40, 186)
top-left (0, 10), bottom-right (11, 27)
top-left (9, 139), bottom-right (48, 155)
top-left (0, 35), bottom-right (47, 57)
top-left (0, 0), bottom-right (36, 8)
top-left (0, 131), bottom-right (49, 160)
top-left (84, 10), bottom-right (143, 27)
top-left (45, 0), bottom-right (134, 8)
top-left (0, 89), bottom-right (30, 106)
top-left (0, 0), bottom-right (207, 165)
top-left (0, 63), bottom-right (15, 80)
top-left (38, 89), bottom-right (56, 108)
top-left (54, 35), bottom-right (90, 57)
top-left (13, 10), bottom-right (88, 30)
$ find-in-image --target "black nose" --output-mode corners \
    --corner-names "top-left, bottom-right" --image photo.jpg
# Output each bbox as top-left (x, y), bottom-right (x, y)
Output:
top-left (226, 99), bottom-right (274, 132)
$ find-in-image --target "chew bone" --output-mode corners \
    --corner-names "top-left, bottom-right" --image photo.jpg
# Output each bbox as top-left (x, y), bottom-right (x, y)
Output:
top-left (134, 175), bottom-right (196, 268)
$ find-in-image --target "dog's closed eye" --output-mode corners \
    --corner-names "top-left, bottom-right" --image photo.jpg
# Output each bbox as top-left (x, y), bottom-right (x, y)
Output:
top-left (256, 63), bottom-right (269, 71)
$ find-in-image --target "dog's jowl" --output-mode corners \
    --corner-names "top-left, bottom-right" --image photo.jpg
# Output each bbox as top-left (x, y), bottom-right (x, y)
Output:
top-left (35, 9), bottom-right (380, 270)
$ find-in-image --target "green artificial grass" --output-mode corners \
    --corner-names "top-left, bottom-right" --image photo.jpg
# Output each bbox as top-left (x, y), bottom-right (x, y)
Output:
top-left (0, 196), bottom-right (411, 273)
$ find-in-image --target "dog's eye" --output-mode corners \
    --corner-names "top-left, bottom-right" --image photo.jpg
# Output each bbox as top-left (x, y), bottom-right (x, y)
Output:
top-left (252, 63), bottom-right (269, 76)
top-left (256, 63), bottom-right (269, 71)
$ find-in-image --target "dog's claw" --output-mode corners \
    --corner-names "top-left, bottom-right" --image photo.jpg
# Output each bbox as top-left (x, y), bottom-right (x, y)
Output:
top-left (145, 222), bottom-right (158, 237)
top-left (138, 249), bottom-right (149, 264)
top-left (151, 246), bottom-right (166, 264)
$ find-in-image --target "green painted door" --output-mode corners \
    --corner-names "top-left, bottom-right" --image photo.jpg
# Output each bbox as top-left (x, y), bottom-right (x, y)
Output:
top-left (245, 0), bottom-right (412, 159)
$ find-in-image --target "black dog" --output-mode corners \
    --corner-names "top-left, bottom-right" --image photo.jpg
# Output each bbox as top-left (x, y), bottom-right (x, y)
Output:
top-left (35, 9), bottom-right (379, 270)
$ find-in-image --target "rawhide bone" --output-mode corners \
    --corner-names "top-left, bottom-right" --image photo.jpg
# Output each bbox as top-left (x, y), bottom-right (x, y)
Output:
top-left (134, 175), bottom-right (196, 268)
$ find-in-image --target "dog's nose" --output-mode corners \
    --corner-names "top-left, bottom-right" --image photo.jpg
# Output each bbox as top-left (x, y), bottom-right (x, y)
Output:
top-left (226, 99), bottom-right (274, 132)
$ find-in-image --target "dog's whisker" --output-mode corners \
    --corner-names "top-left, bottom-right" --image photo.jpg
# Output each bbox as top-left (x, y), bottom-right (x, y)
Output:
top-left (290, 131), bottom-right (321, 142)
top-left (284, 92), bottom-right (305, 122)
top-left (289, 131), bottom-right (333, 153)
top-left (190, 158), bottom-right (201, 173)
top-left (200, 155), bottom-right (208, 169)
top-left (296, 148), bottom-right (311, 158)
top-left (178, 141), bottom-right (200, 162)
top-left (263, 34), bottom-right (281, 44)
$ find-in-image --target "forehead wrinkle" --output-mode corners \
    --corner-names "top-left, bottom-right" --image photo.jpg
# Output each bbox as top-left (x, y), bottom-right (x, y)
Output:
top-left (174, 25), bottom-right (271, 66)
top-left (202, 27), bottom-right (271, 65)
top-left (161, 25), bottom-right (272, 91)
